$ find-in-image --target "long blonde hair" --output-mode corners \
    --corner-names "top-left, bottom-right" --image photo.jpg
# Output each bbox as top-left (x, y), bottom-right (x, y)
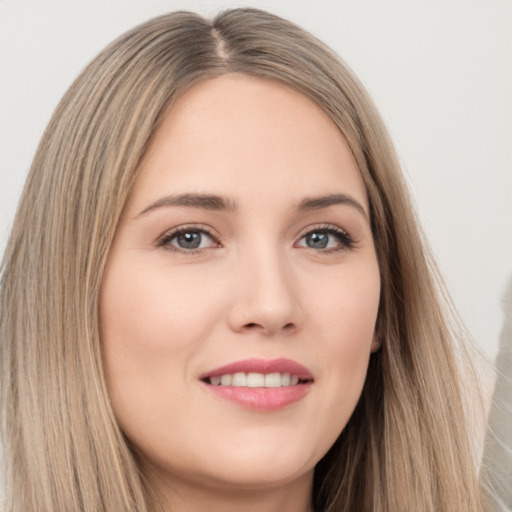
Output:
top-left (0, 8), bottom-right (486, 511)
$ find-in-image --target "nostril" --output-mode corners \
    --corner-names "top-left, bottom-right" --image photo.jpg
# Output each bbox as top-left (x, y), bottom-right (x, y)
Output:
top-left (242, 321), bottom-right (297, 334)
top-left (238, 318), bottom-right (299, 335)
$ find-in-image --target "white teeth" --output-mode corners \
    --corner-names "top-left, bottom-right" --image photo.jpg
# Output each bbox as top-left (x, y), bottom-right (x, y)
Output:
top-left (232, 372), bottom-right (247, 387)
top-left (220, 374), bottom-right (232, 386)
top-left (264, 373), bottom-right (281, 387)
top-left (210, 376), bottom-right (222, 386)
top-left (247, 373), bottom-right (265, 387)
top-left (208, 372), bottom-right (304, 387)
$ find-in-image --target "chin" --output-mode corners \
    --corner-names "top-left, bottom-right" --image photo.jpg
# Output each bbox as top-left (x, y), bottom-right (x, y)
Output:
top-left (198, 458), bottom-right (314, 491)
top-left (189, 438), bottom-right (318, 489)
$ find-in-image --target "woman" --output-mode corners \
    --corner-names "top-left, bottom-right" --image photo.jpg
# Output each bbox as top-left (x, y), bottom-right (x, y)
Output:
top-left (0, 8), bottom-right (487, 512)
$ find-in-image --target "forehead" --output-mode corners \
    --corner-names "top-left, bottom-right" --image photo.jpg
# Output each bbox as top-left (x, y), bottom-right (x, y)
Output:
top-left (130, 74), bottom-right (368, 213)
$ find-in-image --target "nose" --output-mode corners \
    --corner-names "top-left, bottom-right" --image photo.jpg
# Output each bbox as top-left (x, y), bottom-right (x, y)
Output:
top-left (227, 250), bottom-right (303, 337)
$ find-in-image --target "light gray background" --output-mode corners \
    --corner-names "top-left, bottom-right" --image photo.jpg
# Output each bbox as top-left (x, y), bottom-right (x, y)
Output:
top-left (1, 0), bottom-right (511, 361)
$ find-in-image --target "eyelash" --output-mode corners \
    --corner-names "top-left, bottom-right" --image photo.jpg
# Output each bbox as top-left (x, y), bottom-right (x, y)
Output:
top-left (157, 224), bottom-right (220, 254)
top-left (296, 224), bottom-right (356, 253)
top-left (157, 223), bottom-right (356, 254)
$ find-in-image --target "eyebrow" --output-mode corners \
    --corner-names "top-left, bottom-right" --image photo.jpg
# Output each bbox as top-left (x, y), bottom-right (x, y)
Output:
top-left (137, 192), bottom-right (367, 219)
top-left (137, 193), bottom-right (238, 217)
top-left (298, 194), bottom-right (368, 218)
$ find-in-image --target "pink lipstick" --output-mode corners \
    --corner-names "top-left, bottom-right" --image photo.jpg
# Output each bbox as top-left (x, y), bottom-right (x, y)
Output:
top-left (200, 358), bottom-right (313, 411)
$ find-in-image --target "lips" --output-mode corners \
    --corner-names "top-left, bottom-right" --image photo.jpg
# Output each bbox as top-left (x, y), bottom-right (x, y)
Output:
top-left (200, 358), bottom-right (314, 411)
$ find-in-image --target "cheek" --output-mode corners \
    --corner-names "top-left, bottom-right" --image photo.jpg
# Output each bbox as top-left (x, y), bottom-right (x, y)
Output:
top-left (99, 258), bottom-right (221, 423)
top-left (101, 258), bottom-right (220, 354)
top-left (309, 257), bottom-right (380, 351)
top-left (305, 260), bottom-right (380, 430)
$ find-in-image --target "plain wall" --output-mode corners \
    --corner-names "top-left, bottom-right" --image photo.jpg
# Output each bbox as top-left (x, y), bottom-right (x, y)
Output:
top-left (1, 0), bottom-right (511, 360)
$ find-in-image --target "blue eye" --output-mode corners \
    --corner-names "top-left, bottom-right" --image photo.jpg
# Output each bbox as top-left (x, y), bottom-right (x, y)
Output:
top-left (160, 228), bottom-right (217, 251)
top-left (297, 227), bottom-right (354, 251)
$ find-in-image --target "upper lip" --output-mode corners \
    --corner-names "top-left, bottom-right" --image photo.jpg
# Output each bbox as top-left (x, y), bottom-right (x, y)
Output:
top-left (200, 358), bottom-right (314, 381)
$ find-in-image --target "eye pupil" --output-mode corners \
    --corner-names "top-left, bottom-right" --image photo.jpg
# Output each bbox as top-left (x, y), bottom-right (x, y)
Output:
top-left (177, 232), bottom-right (201, 249)
top-left (307, 232), bottom-right (329, 249)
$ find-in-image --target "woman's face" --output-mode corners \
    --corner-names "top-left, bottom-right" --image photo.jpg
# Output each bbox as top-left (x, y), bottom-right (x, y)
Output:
top-left (101, 74), bottom-right (380, 501)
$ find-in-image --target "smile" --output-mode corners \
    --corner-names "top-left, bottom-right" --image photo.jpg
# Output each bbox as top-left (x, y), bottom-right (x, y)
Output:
top-left (200, 358), bottom-right (314, 411)
top-left (205, 372), bottom-right (303, 387)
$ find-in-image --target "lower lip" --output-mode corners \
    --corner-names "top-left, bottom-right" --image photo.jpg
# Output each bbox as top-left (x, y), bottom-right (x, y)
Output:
top-left (203, 383), bottom-right (312, 411)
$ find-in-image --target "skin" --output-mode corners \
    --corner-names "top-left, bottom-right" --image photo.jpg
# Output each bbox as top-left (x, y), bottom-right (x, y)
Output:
top-left (100, 74), bottom-right (381, 512)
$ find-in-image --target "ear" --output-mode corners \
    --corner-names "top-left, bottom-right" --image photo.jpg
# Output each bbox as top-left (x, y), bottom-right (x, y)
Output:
top-left (370, 333), bottom-right (381, 353)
